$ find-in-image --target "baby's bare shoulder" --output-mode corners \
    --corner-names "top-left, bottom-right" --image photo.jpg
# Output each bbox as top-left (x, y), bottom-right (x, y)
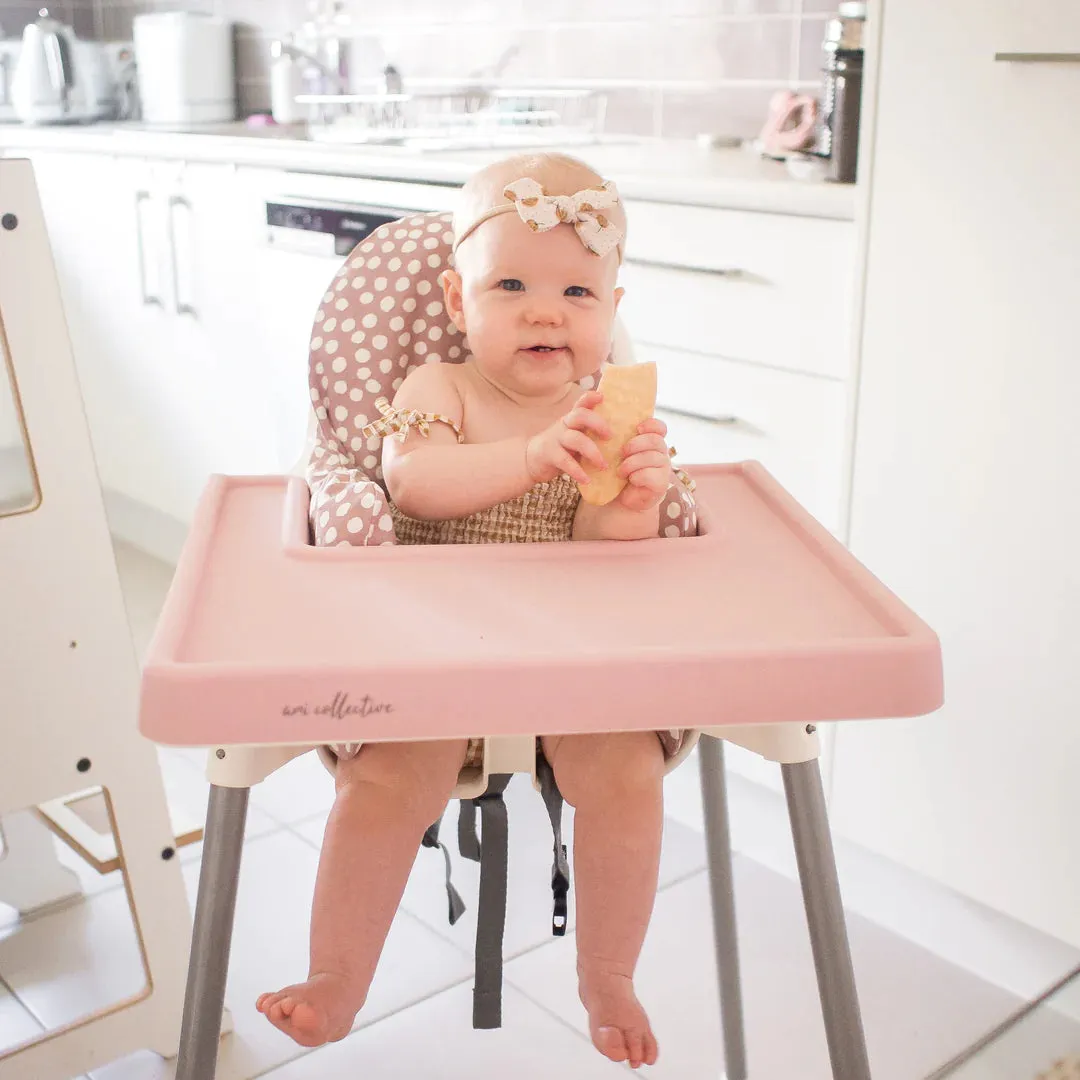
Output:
top-left (393, 361), bottom-right (463, 420)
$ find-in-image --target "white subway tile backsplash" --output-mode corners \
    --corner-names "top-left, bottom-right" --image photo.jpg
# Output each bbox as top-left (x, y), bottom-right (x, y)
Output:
top-left (799, 15), bottom-right (830, 82)
top-left (222, 0), bottom-right (287, 32)
top-left (670, 0), bottom-right (799, 13)
top-left (0, 0), bottom-right (75, 35)
top-left (661, 84), bottom-right (778, 139)
top-left (99, 3), bottom-right (136, 40)
top-left (0, 0), bottom-right (836, 137)
top-left (667, 15), bottom-right (795, 83)
top-left (548, 20), bottom-right (661, 82)
top-left (603, 86), bottom-right (662, 137)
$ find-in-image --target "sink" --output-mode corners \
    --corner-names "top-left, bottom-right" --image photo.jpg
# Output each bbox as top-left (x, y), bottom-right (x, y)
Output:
top-left (304, 123), bottom-right (604, 153)
top-left (296, 86), bottom-right (610, 153)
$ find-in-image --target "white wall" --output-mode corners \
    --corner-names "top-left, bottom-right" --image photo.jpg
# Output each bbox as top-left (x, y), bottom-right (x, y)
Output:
top-left (829, 0), bottom-right (1080, 948)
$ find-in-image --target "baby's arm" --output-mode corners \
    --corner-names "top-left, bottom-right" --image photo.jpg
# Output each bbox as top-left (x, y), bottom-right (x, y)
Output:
top-left (383, 364), bottom-right (534, 521)
top-left (572, 414), bottom-right (692, 541)
top-left (573, 499), bottom-right (660, 542)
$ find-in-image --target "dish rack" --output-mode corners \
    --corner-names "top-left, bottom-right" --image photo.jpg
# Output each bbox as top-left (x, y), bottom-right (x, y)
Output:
top-left (299, 85), bottom-right (609, 150)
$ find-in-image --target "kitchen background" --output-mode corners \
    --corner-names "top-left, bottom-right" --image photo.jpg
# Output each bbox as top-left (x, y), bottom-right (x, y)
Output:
top-left (0, 0), bottom-right (837, 134)
top-left (3, 1), bottom-right (1080, 1077)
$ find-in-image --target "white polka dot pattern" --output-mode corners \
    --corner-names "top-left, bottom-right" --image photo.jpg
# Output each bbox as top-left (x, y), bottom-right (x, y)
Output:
top-left (304, 211), bottom-right (698, 547)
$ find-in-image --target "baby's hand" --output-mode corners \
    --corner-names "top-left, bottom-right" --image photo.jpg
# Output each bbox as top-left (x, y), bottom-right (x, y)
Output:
top-left (526, 390), bottom-right (611, 485)
top-left (612, 417), bottom-right (671, 513)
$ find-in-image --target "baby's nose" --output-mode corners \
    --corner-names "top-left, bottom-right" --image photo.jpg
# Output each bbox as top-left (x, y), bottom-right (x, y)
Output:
top-left (524, 298), bottom-right (563, 325)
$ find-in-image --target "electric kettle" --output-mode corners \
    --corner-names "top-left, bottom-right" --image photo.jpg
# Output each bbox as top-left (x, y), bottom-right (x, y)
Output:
top-left (11, 8), bottom-right (117, 123)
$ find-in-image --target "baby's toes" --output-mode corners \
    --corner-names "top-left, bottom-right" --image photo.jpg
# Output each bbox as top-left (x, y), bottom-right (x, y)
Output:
top-left (269, 995), bottom-right (295, 1023)
top-left (282, 1000), bottom-right (327, 1044)
top-left (626, 1029), bottom-right (645, 1069)
top-left (256, 991), bottom-right (281, 1015)
top-left (643, 1028), bottom-right (659, 1066)
top-left (595, 1025), bottom-right (629, 1063)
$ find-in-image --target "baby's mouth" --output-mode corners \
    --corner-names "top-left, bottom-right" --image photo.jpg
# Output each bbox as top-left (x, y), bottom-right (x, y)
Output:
top-left (525, 345), bottom-right (567, 354)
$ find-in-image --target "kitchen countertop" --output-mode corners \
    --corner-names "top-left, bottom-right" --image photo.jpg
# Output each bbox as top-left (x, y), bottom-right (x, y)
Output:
top-left (0, 121), bottom-right (858, 221)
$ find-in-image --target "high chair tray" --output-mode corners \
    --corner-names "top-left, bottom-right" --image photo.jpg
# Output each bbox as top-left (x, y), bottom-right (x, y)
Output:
top-left (139, 462), bottom-right (942, 746)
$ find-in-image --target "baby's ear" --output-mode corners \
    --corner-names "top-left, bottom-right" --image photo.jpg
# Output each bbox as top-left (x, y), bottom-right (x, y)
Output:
top-left (440, 269), bottom-right (467, 333)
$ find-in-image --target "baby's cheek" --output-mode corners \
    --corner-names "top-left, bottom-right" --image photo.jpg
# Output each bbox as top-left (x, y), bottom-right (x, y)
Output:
top-left (583, 317), bottom-right (614, 357)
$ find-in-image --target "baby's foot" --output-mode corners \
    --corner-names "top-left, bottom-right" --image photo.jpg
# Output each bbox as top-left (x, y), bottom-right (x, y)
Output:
top-left (578, 966), bottom-right (658, 1070)
top-left (256, 972), bottom-right (363, 1048)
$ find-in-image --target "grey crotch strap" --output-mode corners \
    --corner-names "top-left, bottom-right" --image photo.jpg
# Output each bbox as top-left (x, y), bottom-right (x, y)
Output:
top-left (536, 753), bottom-right (570, 937)
top-left (471, 773), bottom-right (511, 1030)
top-left (421, 816), bottom-right (466, 926)
top-left (458, 796), bottom-right (481, 862)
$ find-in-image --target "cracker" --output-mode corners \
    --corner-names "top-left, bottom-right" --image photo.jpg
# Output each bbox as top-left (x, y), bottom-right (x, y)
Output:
top-left (577, 362), bottom-right (658, 506)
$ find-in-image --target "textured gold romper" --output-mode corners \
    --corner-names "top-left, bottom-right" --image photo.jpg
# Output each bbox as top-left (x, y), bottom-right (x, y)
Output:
top-left (364, 399), bottom-right (687, 765)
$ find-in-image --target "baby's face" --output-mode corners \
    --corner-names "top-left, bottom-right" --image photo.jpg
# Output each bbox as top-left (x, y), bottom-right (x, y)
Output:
top-left (443, 213), bottom-right (622, 400)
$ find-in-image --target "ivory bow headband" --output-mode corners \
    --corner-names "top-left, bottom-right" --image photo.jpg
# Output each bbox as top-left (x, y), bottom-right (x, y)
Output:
top-left (452, 177), bottom-right (625, 260)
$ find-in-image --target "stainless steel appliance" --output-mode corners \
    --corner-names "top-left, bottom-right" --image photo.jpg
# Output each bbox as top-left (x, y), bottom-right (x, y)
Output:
top-left (11, 9), bottom-right (119, 124)
top-left (266, 198), bottom-right (404, 257)
top-left (816, 2), bottom-right (866, 183)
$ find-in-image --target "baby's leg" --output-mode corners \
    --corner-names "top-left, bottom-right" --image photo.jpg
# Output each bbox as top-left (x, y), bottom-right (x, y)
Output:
top-left (257, 739), bottom-right (467, 1047)
top-left (541, 731), bottom-right (665, 1070)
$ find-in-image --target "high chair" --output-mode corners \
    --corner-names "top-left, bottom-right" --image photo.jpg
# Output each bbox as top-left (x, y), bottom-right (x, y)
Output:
top-left (139, 210), bottom-right (944, 1080)
top-left (0, 159), bottom-right (194, 1079)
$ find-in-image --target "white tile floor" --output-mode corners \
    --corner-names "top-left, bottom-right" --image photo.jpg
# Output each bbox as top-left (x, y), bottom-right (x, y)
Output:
top-left (1, 541), bottom-right (1075, 1080)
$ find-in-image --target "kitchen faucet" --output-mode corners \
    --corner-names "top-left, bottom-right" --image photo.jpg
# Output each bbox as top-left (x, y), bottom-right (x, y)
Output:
top-left (271, 37), bottom-right (346, 96)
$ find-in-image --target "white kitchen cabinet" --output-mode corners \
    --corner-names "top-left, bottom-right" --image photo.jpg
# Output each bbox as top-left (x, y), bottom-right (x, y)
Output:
top-left (123, 158), bottom-right (296, 517)
top-left (16, 151), bottom-right (174, 512)
top-left (620, 199), bottom-right (857, 381)
top-left (619, 201), bottom-right (859, 794)
top-left (830, 0), bottom-right (1080, 946)
top-left (8, 151), bottom-right (458, 524)
top-left (12, 150), bottom-right (287, 523)
top-left (157, 162), bottom-right (289, 476)
top-left (646, 343), bottom-right (848, 534)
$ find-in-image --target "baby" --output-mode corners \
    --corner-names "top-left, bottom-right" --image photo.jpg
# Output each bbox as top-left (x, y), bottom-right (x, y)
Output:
top-left (258, 153), bottom-right (691, 1070)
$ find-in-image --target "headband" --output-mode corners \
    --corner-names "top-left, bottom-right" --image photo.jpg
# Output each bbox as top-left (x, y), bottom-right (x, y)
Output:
top-left (452, 177), bottom-right (625, 260)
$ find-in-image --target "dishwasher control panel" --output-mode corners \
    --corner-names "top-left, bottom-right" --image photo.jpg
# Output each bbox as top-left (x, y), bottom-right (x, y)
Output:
top-left (266, 200), bottom-right (411, 257)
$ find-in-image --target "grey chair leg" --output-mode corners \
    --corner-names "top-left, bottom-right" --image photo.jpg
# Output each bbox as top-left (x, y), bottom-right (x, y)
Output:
top-left (699, 735), bottom-right (749, 1080)
top-left (782, 760), bottom-right (872, 1080)
top-left (175, 784), bottom-right (250, 1080)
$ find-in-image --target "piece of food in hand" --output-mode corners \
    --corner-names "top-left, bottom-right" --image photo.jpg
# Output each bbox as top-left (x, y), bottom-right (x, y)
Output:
top-left (577, 362), bottom-right (658, 507)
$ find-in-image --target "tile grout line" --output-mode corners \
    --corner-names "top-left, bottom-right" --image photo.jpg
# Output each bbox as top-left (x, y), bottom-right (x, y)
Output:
top-left (229, 13), bottom-right (837, 34)
top-left (0, 968), bottom-right (49, 1036)
top-left (501, 954), bottom-right (611, 1059)
top-left (0, 969), bottom-right (35, 1019)
top-left (790, 0), bottom-right (806, 84)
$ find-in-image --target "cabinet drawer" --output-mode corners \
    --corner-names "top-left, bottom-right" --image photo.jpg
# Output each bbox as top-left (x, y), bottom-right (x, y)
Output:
top-left (643, 343), bottom-right (849, 533)
top-left (619, 201), bottom-right (856, 380)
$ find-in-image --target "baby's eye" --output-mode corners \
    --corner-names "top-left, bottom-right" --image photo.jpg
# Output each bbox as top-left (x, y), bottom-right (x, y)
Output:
top-left (497, 278), bottom-right (524, 292)
top-left (565, 285), bottom-right (592, 298)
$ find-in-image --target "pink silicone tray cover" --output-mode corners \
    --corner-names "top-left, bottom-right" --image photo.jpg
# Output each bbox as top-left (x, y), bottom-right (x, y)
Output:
top-left (139, 463), bottom-right (943, 747)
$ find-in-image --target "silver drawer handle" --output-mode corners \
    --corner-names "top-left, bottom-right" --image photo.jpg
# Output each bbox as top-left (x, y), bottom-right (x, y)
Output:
top-left (994, 52), bottom-right (1080, 63)
top-left (624, 256), bottom-right (746, 278)
top-left (167, 194), bottom-right (197, 318)
top-left (134, 190), bottom-right (162, 308)
top-left (658, 404), bottom-right (742, 426)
